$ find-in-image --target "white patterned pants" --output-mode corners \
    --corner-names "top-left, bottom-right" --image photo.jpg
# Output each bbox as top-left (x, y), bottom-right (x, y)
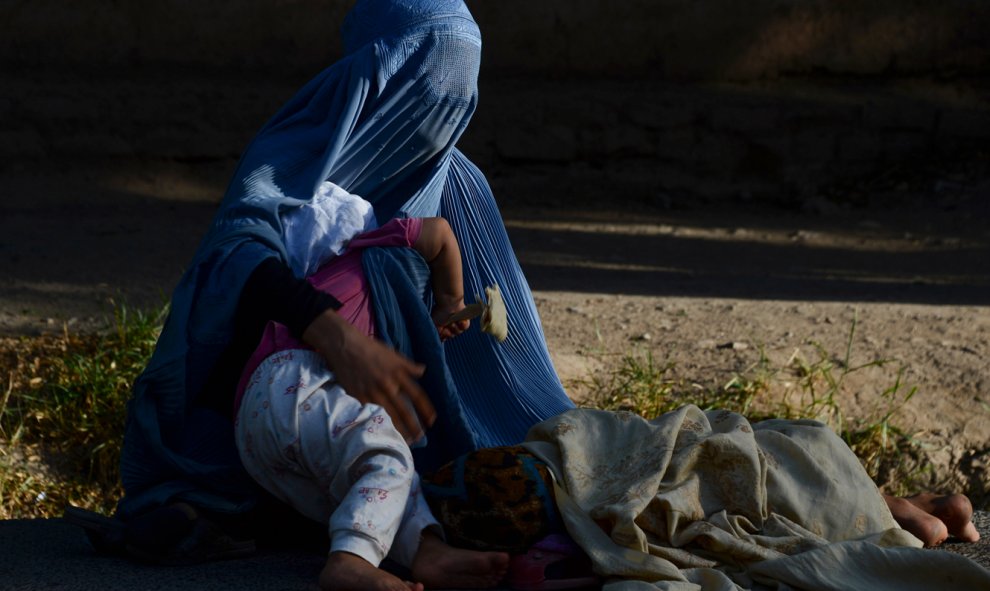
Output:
top-left (235, 349), bottom-right (438, 568)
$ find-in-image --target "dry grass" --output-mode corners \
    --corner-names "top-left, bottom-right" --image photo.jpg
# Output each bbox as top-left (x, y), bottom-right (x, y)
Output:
top-left (0, 305), bottom-right (928, 518)
top-left (585, 316), bottom-right (929, 494)
top-left (0, 304), bottom-right (164, 518)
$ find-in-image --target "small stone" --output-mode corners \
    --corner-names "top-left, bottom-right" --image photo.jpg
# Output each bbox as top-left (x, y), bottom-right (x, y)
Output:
top-left (716, 341), bottom-right (749, 350)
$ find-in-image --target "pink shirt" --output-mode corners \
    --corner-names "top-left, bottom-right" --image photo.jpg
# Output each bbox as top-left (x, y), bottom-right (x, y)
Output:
top-left (234, 217), bottom-right (424, 413)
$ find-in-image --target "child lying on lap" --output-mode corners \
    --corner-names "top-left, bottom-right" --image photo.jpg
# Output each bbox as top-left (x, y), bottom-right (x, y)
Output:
top-left (234, 217), bottom-right (508, 591)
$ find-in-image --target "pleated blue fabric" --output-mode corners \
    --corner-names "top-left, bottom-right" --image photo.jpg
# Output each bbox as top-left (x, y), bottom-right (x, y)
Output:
top-left (361, 246), bottom-right (479, 474)
top-left (118, 0), bottom-right (574, 519)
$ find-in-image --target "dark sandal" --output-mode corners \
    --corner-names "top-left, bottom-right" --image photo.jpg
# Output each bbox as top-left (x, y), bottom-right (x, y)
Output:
top-left (125, 517), bottom-right (256, 566)
top-left (64, 504), bottom-right (256, 565)
top-left (63, 505), bottom-right (127, 557)
top-left (507, 534), bottom-right (601, 591)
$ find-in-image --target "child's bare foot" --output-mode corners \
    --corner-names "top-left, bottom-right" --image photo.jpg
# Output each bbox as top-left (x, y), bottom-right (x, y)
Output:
top-left (410, 532), bottom-right (510, 589)
top-left (905, 493), bottom-right (980, 543)
top-left (320, 551), bottom-right (424, 591)
top-left (885, 495), bottom-right (948, 546)
top-left (884, 493), bottom-right (980, 547)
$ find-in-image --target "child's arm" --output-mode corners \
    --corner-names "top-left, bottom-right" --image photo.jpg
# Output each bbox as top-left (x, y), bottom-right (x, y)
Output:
top-left (414, 217), bottom-right (470, 341)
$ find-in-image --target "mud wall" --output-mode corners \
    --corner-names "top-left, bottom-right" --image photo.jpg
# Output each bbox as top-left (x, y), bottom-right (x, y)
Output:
top-left (2, 0), bottom-right (989, 79)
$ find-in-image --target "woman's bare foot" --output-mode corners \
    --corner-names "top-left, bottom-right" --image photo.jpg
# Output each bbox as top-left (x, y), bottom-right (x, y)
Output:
top-left (906, 493), bottom-right (980, 543)
top-left (410, 532), bottom-right (510, 589)
top-left (319, 551), bottom-right (424, 591)
top-left (884, 493), bottom-right (980, 547)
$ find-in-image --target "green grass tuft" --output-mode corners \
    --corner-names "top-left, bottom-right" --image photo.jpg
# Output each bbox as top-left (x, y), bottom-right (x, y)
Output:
top-left (0, 303), bottom-right (165, 518)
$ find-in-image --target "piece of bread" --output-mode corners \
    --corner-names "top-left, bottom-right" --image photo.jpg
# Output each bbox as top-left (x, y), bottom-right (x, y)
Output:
top-left (442, 283), bottom-right (508, 342)
top-left (480, 284), bottom-right (508, 342)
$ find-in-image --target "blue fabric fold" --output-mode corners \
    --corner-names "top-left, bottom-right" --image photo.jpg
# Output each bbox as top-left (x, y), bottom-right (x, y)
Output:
top-left (361, 247), bottom-right (478, 473)
top-left (118, 0), bottom-right (574, 519)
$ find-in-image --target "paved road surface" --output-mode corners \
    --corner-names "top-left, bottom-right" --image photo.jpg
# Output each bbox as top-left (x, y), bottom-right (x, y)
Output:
top-left (1, 514), bottom-right (987, 591)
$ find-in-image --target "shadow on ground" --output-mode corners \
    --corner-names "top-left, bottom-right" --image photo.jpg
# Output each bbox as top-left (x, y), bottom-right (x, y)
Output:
top-left (0, 515), bottom-right (987, 590)
top-left (1, 154), bottom-right (987, 335)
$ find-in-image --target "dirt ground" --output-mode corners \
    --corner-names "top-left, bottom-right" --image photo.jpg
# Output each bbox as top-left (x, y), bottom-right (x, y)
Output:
top-left (510, 160), bottom-right (990, 507)
top-left (1, 145), bottom-right (988, 509)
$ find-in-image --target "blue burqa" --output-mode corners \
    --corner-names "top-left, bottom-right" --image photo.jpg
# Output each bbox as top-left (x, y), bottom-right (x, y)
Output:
top-left (118, 0), bottom-right (574, 518)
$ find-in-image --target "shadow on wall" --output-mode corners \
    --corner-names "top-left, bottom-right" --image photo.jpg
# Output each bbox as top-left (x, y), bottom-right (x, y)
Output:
top-left (472, 0), bottom-right (990, 79)
top-left (0, 1), bottom-right (988, 79)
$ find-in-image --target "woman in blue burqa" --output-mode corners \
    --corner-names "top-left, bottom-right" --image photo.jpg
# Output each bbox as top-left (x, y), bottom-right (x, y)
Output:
top-left (109, 0), bottom-right (574, 558)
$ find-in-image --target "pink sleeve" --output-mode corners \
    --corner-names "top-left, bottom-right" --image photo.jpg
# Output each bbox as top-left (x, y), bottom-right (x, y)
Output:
top-left (347, 217), bottom-right (424, 250)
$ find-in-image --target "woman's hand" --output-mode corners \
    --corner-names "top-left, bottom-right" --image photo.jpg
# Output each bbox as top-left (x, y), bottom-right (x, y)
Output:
top-left (302, 309), bottom-right (436, 443)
